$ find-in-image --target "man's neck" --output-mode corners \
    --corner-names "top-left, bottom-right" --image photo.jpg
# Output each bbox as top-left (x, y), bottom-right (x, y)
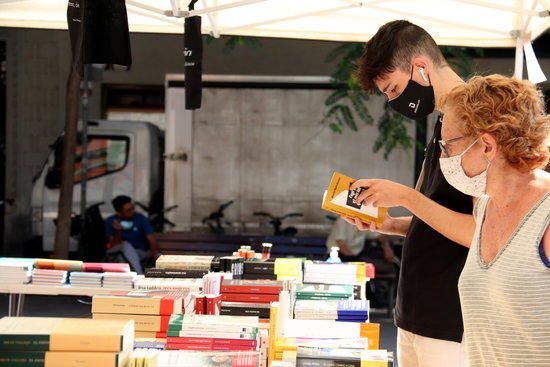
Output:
top-left (432, 65), bottom-right (465, 110)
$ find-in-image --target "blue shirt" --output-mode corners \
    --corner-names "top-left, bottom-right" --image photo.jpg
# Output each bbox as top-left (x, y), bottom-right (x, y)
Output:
top-left (105, 213), bottom-right (154, 250)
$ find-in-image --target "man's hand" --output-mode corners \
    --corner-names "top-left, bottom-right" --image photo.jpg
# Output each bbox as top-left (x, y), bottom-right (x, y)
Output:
top-left (112, 220), bottom-right (122, 232)
top-left (350, 179), bottom-right (414, 209)
top-left (341, 214), bottom-right (397, 236)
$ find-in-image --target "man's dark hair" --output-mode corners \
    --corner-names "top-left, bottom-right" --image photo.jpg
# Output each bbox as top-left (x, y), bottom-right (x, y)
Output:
top-left (112, 195), bottom-right (132, 212)
top-left (355, 20), bottom-right (446, 93)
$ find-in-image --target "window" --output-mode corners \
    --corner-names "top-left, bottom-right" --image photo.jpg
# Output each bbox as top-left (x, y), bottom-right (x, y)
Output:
top-left (46, 135), bottom-right (130, 189)
top-left (74, 136), bottom-right (129, 183)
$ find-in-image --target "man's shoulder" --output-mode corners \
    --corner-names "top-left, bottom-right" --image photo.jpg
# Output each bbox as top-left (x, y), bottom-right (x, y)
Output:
top-left (133, 212), bottom-right (151, 224)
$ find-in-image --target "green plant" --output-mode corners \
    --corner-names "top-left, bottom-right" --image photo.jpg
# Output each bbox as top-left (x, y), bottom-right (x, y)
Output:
top-left (323, 43), bottom-right (483, 158)
top-left (204, 35), bottom-right (263, 53)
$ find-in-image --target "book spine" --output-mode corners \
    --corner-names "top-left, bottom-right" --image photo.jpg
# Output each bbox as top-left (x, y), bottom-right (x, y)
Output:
top-left (0, 335), bottom-right (50, 352)
top-left (145, 269), bottom-right (208, 278)
top-left (44, 352), bottom-right (123, 367)
top-left (167, 337), bottom-right (257, 347)
top-left (168, 325), bottom-right (256, 334)
top-left (195, 295), bottom-right (206, 315)
top-left (221, 293), bottom-right (279, 303)
top-left (206, 295), bottom-right (222, 315)
top-left (167, 331), bottom-right (257, 339)
top-left (0, 351), bottom-right (45, 366)
top-left (166, 343), bottom-right (257, 351)
top-left (296, 358), bottom-right (360, 367)
top-left (221, 285), bottom-right (282, 295)
top-left (220, 307), bottom-right (271, 319)
top-left (92, 297), bottom-right (168, 316)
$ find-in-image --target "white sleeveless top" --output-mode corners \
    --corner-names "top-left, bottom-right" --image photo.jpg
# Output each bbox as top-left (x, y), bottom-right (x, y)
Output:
top-left (458, 193), bottom-right (550, 367)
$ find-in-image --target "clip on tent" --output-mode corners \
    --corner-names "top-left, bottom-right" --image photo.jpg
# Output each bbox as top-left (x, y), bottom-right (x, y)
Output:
top-left (0, 0), bottom-right (549, 81)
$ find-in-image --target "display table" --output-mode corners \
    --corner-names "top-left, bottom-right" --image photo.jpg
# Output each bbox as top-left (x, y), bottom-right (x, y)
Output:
top-left (0, 284), bottom-right (130, 317)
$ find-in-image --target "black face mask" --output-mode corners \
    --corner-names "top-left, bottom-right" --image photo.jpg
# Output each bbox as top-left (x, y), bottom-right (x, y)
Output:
top-left (388, 66), bottom-right (435, 120)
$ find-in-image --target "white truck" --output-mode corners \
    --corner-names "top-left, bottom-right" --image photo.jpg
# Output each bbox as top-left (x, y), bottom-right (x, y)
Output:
top-left (31, 120), bottom-right (164, 251)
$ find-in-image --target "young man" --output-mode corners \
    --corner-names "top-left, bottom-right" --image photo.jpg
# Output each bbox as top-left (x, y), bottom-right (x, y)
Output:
top-left (349, 20), bottom-right (475, 367)
top-left (105, 195), bottom-right (160, 274)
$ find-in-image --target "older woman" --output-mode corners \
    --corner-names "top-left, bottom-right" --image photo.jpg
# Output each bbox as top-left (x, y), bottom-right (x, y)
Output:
top-left (438, 74), bottom-right (549, 367)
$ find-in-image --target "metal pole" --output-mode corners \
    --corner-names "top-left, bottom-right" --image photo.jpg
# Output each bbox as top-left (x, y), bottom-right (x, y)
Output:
top-left (79, 65), bottom-right (90, 259)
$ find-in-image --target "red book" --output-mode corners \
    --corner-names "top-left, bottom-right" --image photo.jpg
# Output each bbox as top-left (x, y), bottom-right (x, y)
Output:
top-left (365, 263), bottom-right (375, 279)
top-left (195, 295), bottom-right (206, 315)
top-left (221, 281), bottom-right (282, 295)
top-left (167, 337), bottom-right (257, 348)
top-left (166, 343), bottom-right (213, 351)
top-left (221, 293), bottom-right (279, 303)
top-left (206, 295), bottom-right (222, 315)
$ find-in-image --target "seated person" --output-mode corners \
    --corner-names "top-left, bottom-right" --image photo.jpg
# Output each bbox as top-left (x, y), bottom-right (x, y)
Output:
top-left (105, 195), bottom-right (159, 274)
top-left (326, 217), bottom-right (395, 268)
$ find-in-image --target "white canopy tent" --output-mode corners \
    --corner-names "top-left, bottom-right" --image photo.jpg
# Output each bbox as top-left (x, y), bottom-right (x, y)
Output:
top-left (1, 0), bottom-right (548, 79)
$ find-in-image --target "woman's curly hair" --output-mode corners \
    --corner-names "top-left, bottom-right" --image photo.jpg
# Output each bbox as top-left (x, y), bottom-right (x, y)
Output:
top-left (440, 74), bottom-right (549, 172)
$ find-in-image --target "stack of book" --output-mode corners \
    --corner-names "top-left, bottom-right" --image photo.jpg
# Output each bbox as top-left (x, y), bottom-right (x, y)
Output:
top-left (92, 291), bottom-right (185, 340)
top-left (69, 272), bottom-right (103, 288)
top-left (31, 269), bottom-right (67, 286)
top-left (294, 300), bottom-right (369, 322)
top-left (156, 350), bottom-right (260, 367)
top-left (0, 258), bottom-right (33, 285)
top-left (243, 260), bottom-right (276, 280)
top-left (103, 272), bottom-right (138, 290)
top-left (303, 261), bottom-right (358, 285)
top-left (166, 315), bottom-right (259, 352)
top-left (220, 280), bottom-right (284, 319)
top-left (274, 259), bottom-right (303, 282)
top-left (0, 317), bottom-right (134, 367)
top-left (218, 256), bottom-right (244, 279)
top-left (295, 284), bottom-right (354, 301)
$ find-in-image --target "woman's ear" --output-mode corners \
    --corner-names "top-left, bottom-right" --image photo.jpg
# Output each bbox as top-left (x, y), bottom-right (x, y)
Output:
top-left (480, 133), bottom-right (498, 161)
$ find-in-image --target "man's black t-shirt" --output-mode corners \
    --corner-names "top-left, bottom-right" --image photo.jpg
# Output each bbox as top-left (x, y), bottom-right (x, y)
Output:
top-left (394, 115), bottom-right (472, 343)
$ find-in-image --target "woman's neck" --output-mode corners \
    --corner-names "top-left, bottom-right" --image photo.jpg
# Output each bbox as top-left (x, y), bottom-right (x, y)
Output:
top-left (486, 163), bottom-right (537, 209)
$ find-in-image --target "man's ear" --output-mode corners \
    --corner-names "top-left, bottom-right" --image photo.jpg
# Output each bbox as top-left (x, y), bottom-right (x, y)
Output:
top-left (412, 57), bottom-right (430, 83)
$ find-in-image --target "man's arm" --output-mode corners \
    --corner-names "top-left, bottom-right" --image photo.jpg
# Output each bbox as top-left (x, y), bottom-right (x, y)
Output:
top-left (335, 239), bottom-right (355, 257)
top-left (110, 220), bottom-right (123, 245)
top-left (351, 179), bottom-right (475, 248)
top-left (146, 234), bottom-right (160, 259)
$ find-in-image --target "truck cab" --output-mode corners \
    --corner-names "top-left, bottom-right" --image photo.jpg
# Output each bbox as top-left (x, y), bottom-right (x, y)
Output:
top-left (31, 120), bottom-right (164, 252)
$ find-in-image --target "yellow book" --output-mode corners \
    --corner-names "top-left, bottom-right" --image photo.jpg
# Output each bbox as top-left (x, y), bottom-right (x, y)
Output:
top-left (268, 303), bottom-right (280, 366)
top-left (45, 351), bottom-right (129, 367)
top-left (322, 172), bottom-right (387, 227)
top-left (360, 323), bottom-right (380, 350)
top-left (0, 317), bottom-right (134, 353)
top-left (93, 313), bottom-right (169, 332)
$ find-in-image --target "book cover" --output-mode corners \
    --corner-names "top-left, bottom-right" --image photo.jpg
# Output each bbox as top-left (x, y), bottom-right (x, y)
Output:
top-left (92, 293), bottom-right (183, 316)
top-left (242, 273), bottom-right (278, 281)
top-left (205, 295), bottom-right (222, 316)
top-left (220, 307), bottom-right (271, 319)
top-left (221, 293), bottom-right (279, 304)
top-left (93, 314), bottom-right (171, 333)
top-left (34, 259), bottom-right (83, 272)
top-left (0, 317), bottom-right (134, 353)
top-left (243, 261), bottom-right (275, 275)
top-left (321, 172), bottom-right (387, 227)
top-left (221, 280), bottom-right (283, 295)
top-left (0, 351), bottom-right (128, 367)
top-left (195, 295), bottom-right (206, 315)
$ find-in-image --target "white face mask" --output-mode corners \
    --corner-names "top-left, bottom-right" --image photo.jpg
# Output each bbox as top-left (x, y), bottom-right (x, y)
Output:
top-left (439, 138), bottom-right (489, 198)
